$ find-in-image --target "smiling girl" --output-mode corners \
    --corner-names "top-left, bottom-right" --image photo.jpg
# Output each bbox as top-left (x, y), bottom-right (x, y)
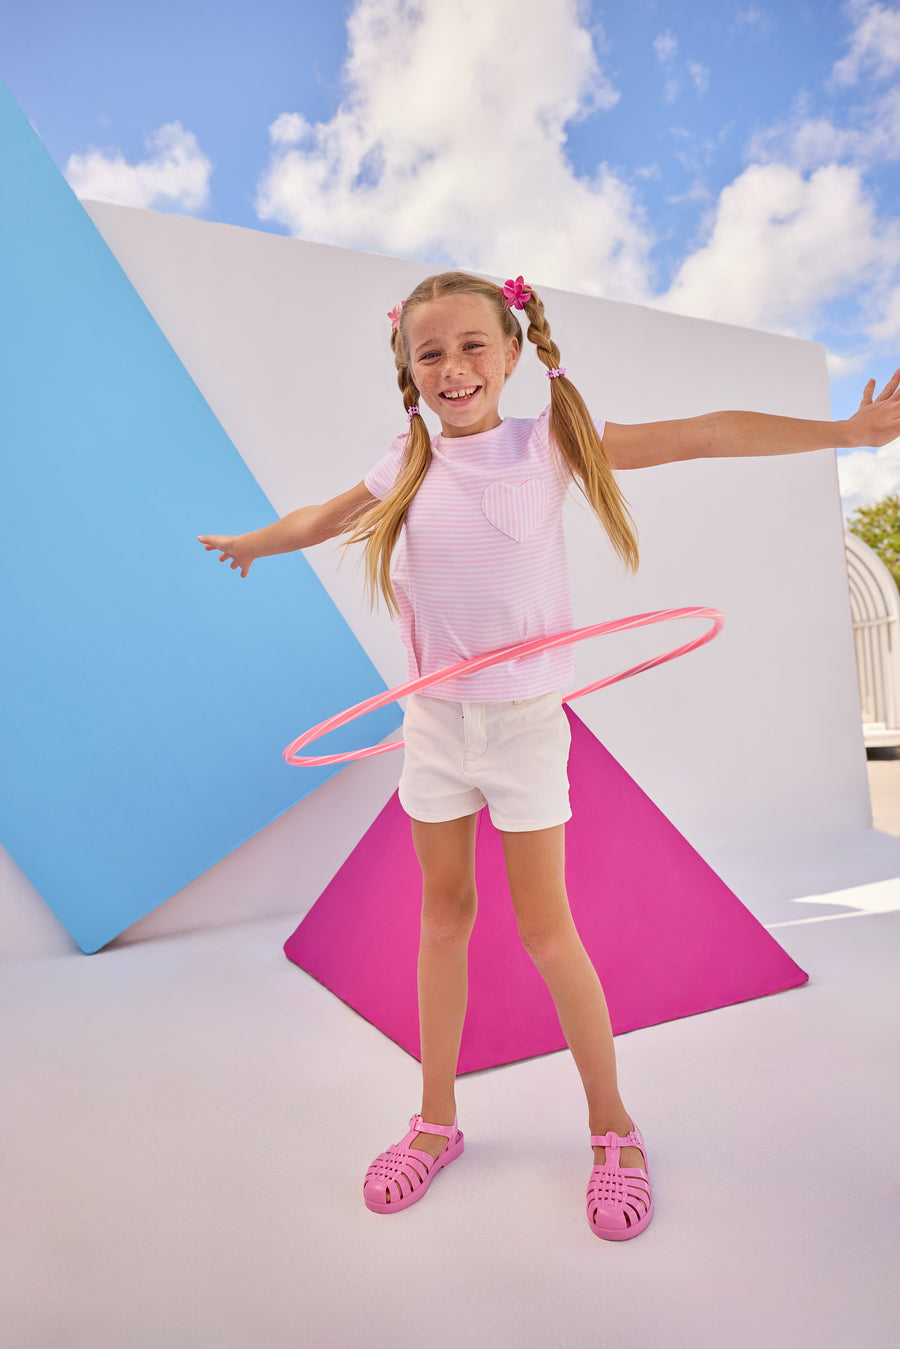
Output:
top-left (200, 270), bottom-right (900, 1240)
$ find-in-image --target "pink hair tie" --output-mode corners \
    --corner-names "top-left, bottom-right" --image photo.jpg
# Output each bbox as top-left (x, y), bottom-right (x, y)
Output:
top-left (407, 405), bottom-right (420, 421)
top-left (502, 276), bottom-right (532, 309)
top-left (388, 302), bottom-right (404, 331)
top-left (547, 367), bottom-right (566, 379)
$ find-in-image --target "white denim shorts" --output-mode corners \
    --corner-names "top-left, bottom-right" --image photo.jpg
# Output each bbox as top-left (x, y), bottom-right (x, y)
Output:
top-left (398, 689), bottom-right (572, 832)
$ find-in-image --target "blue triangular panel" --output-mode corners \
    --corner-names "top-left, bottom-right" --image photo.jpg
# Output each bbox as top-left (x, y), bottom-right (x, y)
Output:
top-left (0, 81), bottom-right (398, 952)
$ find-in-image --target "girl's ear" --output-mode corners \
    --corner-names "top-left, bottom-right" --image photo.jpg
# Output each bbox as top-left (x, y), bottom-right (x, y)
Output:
top-left (505, 335), bottom-right (520, 376)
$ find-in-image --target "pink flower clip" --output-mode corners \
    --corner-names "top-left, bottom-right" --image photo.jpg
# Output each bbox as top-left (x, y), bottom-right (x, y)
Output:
top-left (388, 302), bottom-right (404, 331)
top-left (502, 276), bottom-right (532, 310)
top-left (407, 405), bottom-right (420, 421)
top-left (546, 367), bottom-right (566, 379)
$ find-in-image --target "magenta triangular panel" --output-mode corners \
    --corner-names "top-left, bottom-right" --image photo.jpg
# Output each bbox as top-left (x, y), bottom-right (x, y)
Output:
top-left (284, 706), bottom-right (807, 1071)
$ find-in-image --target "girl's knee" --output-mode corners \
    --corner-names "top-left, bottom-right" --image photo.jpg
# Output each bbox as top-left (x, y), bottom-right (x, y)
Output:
top-left (517, 916), bottom-right (579, 966)
top-left (421, 882), bottom-right (478, 937)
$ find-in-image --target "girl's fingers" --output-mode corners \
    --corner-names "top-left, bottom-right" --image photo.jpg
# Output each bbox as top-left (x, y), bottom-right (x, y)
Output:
top-left (201, 535), bottom-right (245, 570)
top-left (869, 369), bottom-right (899, 404)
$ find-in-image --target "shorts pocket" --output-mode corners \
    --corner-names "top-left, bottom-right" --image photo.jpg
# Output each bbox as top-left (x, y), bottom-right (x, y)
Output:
top-left (482, 479), bottom-right (548, 542)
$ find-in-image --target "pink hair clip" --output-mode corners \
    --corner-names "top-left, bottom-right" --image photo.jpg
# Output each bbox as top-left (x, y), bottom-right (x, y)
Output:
top-left (407, 405), bottom-right (420, 421)
top-left (547, 367), bottom-right (566, 379)
top-left (502, 276), bottom-right (532, 310)
top-left (388, 302), bottom-right (404, 331)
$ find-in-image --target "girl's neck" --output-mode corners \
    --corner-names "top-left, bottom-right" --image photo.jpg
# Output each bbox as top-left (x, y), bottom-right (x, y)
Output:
top-left (439, 414), bottom-right (504, 440)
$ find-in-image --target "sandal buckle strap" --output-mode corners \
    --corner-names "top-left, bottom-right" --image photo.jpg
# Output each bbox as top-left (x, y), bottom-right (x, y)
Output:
top-left (410, 1113), bottom-right (458, 1139)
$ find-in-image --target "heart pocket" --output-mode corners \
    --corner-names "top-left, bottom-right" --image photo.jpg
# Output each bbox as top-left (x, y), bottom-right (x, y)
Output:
top-left (482, 479), bottom-right (548, 542)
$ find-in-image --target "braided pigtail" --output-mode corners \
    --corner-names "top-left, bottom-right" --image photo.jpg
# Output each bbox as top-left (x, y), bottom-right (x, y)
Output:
top-left (342, 328), bottom-right (433, 616)
top-left (522, 290), bottom-right (639, 574)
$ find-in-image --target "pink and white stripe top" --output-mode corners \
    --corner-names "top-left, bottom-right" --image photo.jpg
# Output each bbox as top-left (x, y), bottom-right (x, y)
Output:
top-left (364, 406), bottom-right (606, 702)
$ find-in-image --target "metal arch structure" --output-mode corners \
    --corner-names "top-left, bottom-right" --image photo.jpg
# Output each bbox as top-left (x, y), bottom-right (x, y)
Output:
top-left (845, 531), bottom-right (900, 746)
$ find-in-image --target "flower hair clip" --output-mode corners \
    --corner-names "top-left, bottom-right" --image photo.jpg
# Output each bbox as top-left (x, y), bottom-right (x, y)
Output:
top-left (407, 405), bottom-right (420, 421)
top-left (502, 276), bottom-right (532, 310)
top-left (546, 367), bottom-right (566, 379)
top-left (388, 302), bottom-right (404, 331)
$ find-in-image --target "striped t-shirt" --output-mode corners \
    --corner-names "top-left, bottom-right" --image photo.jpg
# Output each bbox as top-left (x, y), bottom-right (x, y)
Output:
top-left (364, 406), bottom-right (606, 702)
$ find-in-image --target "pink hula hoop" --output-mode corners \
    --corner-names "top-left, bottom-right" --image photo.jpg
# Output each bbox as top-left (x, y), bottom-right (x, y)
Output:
top-left (283, 606), bottom-right (724, 767)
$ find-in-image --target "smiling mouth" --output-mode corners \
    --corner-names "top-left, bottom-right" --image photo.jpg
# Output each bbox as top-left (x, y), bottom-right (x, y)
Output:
top-left (440, 386), bottom-right (481, 401)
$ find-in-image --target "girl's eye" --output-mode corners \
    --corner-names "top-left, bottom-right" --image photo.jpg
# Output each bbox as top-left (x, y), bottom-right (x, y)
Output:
top-left (419, 343), bottom-right (483, 361)
top-left (418, 345), bottom-right (483, 366)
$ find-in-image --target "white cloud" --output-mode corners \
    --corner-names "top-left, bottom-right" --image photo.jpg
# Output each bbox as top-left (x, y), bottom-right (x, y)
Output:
top-left (653, 32), bottom-right (707, 101)
top-left (269, 112), bottom-right (308, 146)
top-left (734, 7), bottom-right (771, 32)
top-left (665, 180), bottom-right (713, 205)
top-left (668, 123), bottom-right (732, 178)
top-left (659, 162), bottom-right (886, 334)
top-left (871, 284), bottom-right (900, 342)
top-left (255, 0), bottom-right (653, 301)
top-left (746, 6), bottom-right (900, 172)
top-left (831, 0), bottom-right (900, 86)
top-left (65, 122), bottom-right (212, 212)
top-left (839, 436), bottom-right (900, 514)
top-left (688, 61), bottom-right (710, 94)
top-left (826, 349), bottom-right (869, 377)
top-left (747, 86), bottom-right (900, 169)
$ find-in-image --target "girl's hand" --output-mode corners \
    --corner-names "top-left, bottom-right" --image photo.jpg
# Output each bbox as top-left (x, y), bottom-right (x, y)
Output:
top-left (846, 368), bottom-right (900, 447)
top-left (197, 534), bottom-right (256, 578)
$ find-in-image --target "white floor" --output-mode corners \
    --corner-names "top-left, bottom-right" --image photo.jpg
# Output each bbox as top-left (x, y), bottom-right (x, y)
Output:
top-left (2, 842), bottom-right (899, 1349)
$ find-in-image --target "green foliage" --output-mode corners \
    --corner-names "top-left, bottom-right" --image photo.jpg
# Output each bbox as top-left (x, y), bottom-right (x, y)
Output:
top-left (847, 494), bottom-right (900, 593)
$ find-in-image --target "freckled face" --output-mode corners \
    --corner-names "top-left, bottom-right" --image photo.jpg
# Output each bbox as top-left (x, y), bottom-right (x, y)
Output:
top-left (404, 294), bottom-right (520, 438)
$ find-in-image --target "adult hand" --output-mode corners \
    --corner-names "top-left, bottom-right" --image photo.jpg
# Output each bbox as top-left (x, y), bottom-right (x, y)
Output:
top-left (197, 534), bottom-right (255, 578)
top-left (846, 368), bottom-right (900, 447)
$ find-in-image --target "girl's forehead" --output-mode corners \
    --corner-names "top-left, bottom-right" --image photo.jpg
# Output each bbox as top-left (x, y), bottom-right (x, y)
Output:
top-left (406, 292), bottom-right (501, 340)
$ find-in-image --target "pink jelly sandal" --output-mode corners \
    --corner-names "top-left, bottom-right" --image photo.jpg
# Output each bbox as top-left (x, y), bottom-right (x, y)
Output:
top-left (363, 1113), bottom-right (465, 1214)
top-left (586, 1123), bottom-right (653, 1241)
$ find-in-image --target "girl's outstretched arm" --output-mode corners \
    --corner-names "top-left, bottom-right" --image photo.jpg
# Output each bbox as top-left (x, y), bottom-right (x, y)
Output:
top-left (603, 368), bottom-right (900, 470)
top-left (198, 479), bottom-right (377, 578)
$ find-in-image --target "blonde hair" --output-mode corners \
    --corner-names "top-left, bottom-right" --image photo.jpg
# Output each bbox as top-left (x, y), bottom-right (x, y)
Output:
top-left (344, 270), bottom-right (639, 615)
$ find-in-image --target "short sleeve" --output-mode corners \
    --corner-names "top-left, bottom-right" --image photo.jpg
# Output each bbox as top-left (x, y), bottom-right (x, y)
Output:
top-left (363, 434), bottom-right (407, 500)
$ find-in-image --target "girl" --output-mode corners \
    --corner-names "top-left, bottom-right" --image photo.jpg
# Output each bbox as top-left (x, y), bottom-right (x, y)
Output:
top-left (200, 270), bottom-right (900, 1241)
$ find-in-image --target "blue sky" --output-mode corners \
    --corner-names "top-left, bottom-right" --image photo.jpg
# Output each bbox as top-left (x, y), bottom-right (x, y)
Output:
top-left (2, 0), bottom-right (899, 509)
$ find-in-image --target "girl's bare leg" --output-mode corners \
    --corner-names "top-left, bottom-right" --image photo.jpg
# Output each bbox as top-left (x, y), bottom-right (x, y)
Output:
top-left (501, 824), bottom-right (645, 1173)
top-left (407, 813), bottom-right (479, 1161)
